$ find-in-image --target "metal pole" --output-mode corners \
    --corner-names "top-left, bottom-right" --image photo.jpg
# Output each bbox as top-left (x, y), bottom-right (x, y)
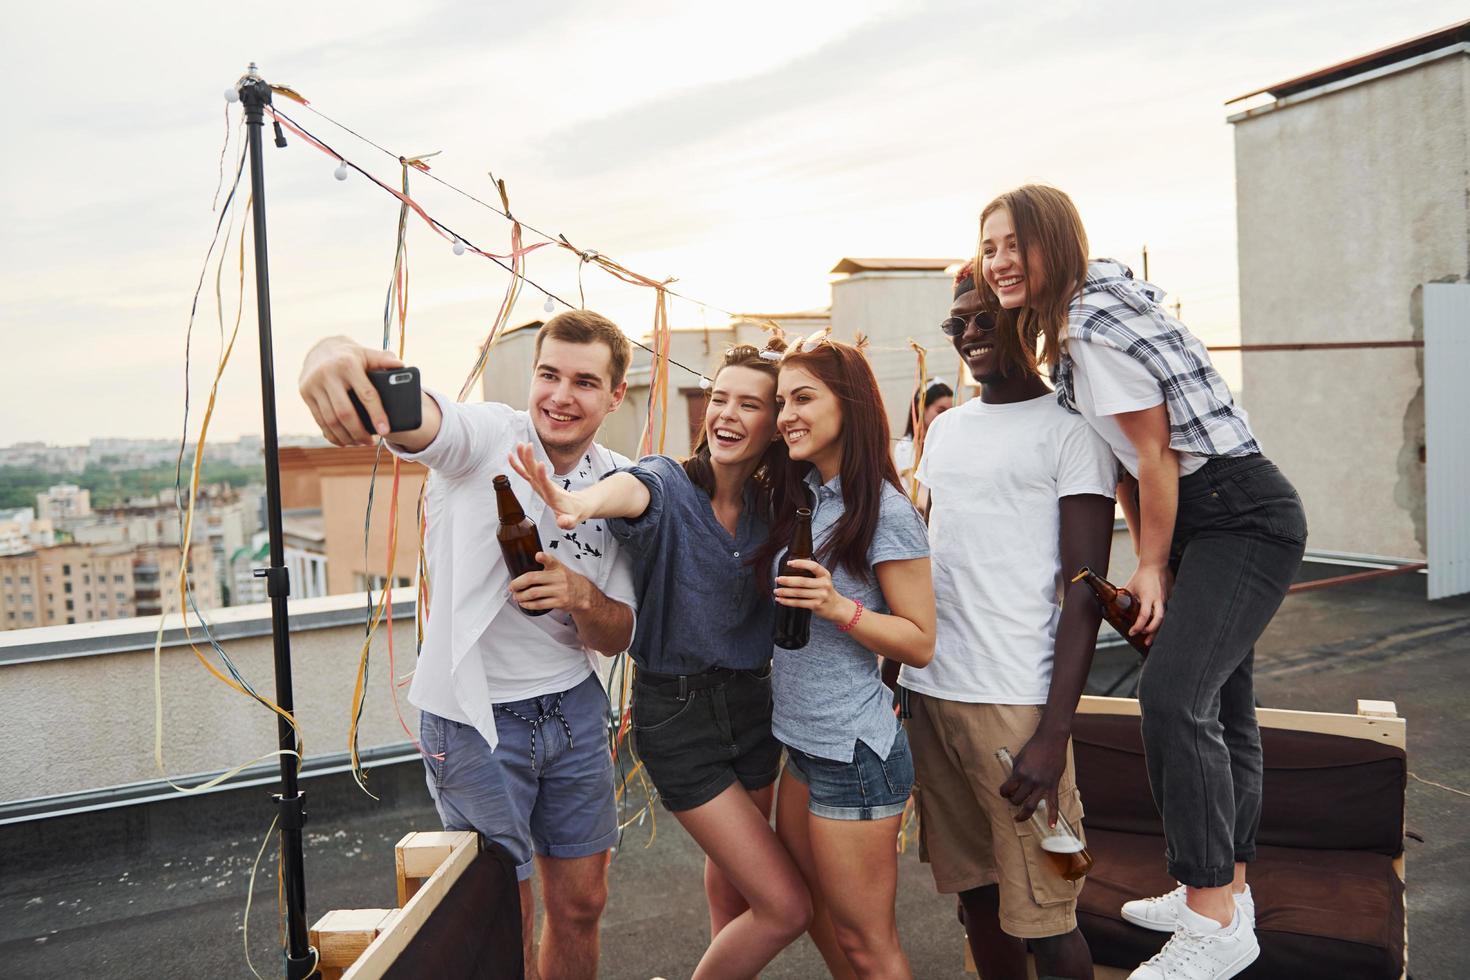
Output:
top-left (236, 64), bottom-right (316, 980)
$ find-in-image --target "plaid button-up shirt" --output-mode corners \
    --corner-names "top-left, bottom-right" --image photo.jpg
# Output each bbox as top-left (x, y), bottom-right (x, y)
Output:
top-left (1052, 260), bottom-right (1260, 459)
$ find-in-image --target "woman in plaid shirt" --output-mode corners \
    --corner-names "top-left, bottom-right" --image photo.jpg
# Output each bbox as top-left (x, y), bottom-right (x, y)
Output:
top-left (974, 185), bottom-right (1307, 980)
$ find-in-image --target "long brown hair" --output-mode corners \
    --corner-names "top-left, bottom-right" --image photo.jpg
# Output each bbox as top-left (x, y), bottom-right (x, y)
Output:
top-left (681, 336), bottom-right (792, 517)
top-left (977, 184), bottom-right (1089, 370)
top-left (755, 338), bottom-right (903, 583)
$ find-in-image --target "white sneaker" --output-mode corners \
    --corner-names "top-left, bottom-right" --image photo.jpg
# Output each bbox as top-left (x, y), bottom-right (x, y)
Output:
top-left (1127, 906), bottom-right (1260, 980)
top-left (1122, 885), bottom-right (1255, 932)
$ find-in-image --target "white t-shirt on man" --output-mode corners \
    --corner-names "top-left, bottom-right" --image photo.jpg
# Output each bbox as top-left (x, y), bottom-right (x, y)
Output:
top-left (390, 391), bottom-right (637, 749)
top-left (899, 393), bottom-right (1116, 704)
top-left (467, 458), bottom-right (620, 703)
top-left (1065, 339), bottom-right (1211, 479)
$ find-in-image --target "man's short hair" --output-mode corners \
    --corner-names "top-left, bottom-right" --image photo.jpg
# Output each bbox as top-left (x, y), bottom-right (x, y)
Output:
top-left (533, 310), bottom-right (634, 388)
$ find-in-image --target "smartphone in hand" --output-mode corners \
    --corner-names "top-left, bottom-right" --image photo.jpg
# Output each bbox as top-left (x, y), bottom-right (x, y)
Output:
top-left (349, 367), bottom-right (422, 433)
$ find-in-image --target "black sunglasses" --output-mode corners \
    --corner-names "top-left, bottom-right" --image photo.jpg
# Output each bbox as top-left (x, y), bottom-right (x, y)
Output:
top-left (940, 311), bottom-right (997, 338)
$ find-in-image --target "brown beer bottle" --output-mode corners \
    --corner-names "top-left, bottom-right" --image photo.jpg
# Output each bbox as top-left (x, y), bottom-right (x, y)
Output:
top-left (1072, 566), bottom-right (1149, 657)
top-left (494, 474), bottom-right (549, 617)
top-left (774, 507), bottom-right (815, 650)
top-left (995, 747), bottom-right (1094, 882)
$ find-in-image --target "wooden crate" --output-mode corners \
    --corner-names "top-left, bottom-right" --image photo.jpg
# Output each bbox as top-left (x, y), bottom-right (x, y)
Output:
top-left (308, 909), bottom-right (398, 980)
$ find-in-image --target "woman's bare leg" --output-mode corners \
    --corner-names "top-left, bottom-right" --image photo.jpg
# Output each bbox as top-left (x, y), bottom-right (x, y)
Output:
top-left (703, 785), bottom-right (773, 938)
top-left (676, 781), bottom-right (812, 979)
top-left (808, 811), bottom-right (911, 980)
top-left (775, 769), bottom-right (857, 980)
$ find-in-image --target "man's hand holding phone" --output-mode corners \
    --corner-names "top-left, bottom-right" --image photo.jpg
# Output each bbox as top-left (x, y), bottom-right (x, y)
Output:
top-left (299, 337), bottom-right (422, 446)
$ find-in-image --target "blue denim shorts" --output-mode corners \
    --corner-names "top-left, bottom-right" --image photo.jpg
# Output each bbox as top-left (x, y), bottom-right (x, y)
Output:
top-left (784, 726), bottom-right (914, 821)
top-left (419, 672), bottom-right (619, 881)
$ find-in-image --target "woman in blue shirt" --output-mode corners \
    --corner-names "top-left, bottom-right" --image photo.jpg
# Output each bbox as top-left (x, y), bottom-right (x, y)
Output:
top-left (510, 340), bottom-right (812, 979)
top-left (757, 334), bottom-right (936, 980)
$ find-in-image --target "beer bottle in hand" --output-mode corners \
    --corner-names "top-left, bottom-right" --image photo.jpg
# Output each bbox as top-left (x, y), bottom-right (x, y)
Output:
top-left (995, 747), bottom-right (1094, 882)
top-left (494, 474), bottom-right (549, 617)
top-left (774, 507), bottom-right (814, 650)
top-left (1072, 566), bottom-right (1149, 657)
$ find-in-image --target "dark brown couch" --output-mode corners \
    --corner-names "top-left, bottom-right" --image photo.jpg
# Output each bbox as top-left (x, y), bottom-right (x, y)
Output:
top-left (1071, 710), bottom-right (1407, 979)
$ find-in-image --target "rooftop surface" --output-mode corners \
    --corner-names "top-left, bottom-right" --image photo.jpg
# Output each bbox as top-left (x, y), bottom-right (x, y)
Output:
top-left (2, 563), bottom-right (1466, 978)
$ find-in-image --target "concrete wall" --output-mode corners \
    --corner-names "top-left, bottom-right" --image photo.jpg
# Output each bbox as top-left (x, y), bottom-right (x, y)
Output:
top-left (1231, 49), bottom-right (1470, 558)
top-left (829, 272), bottom-right (960, 441)
top-left (0, 592), bottom-right (421, 802)
top-left (477, 324), bottom-right (539, 414)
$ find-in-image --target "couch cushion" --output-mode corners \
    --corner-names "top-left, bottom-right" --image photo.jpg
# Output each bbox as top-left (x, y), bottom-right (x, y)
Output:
top-left (1073, 713), bottom-right (1406, 855)
top-left (1078, 828), bottom-right (1405, 980)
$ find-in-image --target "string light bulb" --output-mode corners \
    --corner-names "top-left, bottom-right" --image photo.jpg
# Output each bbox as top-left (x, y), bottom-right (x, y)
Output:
top-left (224, 88), bottom-right (239, 104)
top-left (543, 296), bottom-right (555, 314)
top-left (698, 377), bottom-right (713, 390)
top-left (452, 239), bottom-right (466, 256)
top-left (333, 161), bottom-right (348, 181)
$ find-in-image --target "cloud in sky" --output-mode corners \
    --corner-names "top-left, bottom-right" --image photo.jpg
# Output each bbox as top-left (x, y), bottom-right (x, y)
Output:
top-left (1, 0), bottom-right (1462, 444)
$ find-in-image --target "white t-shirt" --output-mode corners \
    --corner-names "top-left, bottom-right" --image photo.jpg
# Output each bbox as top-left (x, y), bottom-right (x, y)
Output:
top-left (899, 394), bottom-right (1116, 704)
top-left (470, 459), bottom-right (618, 703)
top-left (1066, 339), bottom-right (1210, 479)
top-left (892, 436), bottom-right (916, 493)
top-left (390, 391), bottom-right (637, 749)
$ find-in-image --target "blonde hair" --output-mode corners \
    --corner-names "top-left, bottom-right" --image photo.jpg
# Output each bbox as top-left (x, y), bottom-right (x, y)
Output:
top-left (977, 184), bottom-right (1089, 370)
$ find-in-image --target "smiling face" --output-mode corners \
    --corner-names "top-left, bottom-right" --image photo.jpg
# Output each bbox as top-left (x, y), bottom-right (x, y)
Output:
top-left (777, 364), bottom-right (843, 480)
top-left (526, 337), bottom-right (628, 459)
top-left (704, 364), bottom-right (779, 468)
top-left (980, 206), bottom-right (1046, 310)
top-left (949, 289), bottom-right (1007, 384)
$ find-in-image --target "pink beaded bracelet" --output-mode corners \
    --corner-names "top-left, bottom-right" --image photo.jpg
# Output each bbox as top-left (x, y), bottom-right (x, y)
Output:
top-left (838, 599), bottom-right (864, 632)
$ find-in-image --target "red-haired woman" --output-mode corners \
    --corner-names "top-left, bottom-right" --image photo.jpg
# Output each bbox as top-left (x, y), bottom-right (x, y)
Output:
top-left (511, 339), bottom-right (813, 979)
top-left (758, 334), bottom-right (937, 980)
top-left (976, 185), bottom-right (1306, 980)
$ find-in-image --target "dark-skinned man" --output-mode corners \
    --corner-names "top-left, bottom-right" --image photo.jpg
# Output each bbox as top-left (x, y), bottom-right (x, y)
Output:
top-left (899, 262), bottom-right (1116, 980)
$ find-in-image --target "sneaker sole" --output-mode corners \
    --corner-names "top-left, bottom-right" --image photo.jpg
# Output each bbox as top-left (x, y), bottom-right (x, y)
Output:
top-left (1120, 904), bottom-right (1257, 934)
top-left (1121, 907), bottom-right (1179, 932)
top-left (1213, 939), bottom-right (1261, 980)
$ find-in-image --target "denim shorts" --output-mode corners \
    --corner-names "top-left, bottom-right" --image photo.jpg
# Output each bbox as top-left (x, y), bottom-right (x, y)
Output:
top-left (419, 672), bottom-right (619, 881)
top-left (632, 665), bottom-right (782, 812)
top-left (784, 726), bottom-right (915, 821)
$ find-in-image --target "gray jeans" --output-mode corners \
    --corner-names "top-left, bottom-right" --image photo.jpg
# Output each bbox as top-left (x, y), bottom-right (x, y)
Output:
top-left (1137, 455), bottom-right (1306, 888)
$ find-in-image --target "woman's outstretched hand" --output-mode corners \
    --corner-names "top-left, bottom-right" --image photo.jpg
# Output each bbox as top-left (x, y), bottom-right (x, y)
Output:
top-left (507, 443), bottom-right (590, 530)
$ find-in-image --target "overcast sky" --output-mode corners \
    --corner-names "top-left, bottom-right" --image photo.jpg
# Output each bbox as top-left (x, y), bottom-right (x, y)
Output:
top-left (2, 0), bottom-right (1461, 445)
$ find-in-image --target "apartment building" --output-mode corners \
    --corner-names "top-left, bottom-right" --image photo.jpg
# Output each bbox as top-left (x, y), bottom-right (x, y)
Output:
top-left (0, 508), bottom-right (55, 556)
top-left (35, 484), bottom-right (92, 522)
top-left (131, 542), bottom-right (219, 618)
top-left (0, 543), bottom-right (136, 629)
top-left (277, 446), bottom-right (427, 596)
